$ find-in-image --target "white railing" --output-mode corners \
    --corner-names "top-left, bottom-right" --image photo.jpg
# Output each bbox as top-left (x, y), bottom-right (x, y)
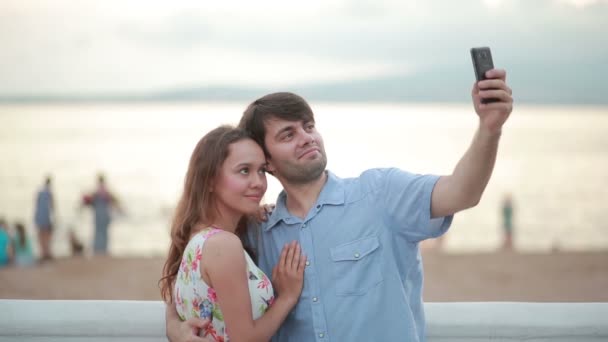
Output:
top-left (1, 300), bottom-right (607, 341)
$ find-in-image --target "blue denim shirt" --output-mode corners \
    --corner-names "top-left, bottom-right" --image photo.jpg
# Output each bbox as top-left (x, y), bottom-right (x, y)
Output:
top-left (249, 169), bottom-right (453, 342)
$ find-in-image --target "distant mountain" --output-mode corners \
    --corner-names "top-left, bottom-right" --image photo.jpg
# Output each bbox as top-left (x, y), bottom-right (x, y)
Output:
top-left (278, 62), bottom-right (608, 105)
top-left (1, 63), bottom-right (606, 105)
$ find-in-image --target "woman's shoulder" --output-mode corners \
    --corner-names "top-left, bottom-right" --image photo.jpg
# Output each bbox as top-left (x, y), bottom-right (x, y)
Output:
top-left (203, 229), bottom-right (244, 255)
top-left (188, 227), bottom-right (243, 255)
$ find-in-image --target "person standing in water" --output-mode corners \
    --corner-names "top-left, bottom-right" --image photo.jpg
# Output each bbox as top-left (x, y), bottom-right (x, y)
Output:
top-left (501, 193), bottom-right (515, 251)
top-left (34, 176), bottom-right (54, 261)
top-left (82, 173), bottom-right (123, 255)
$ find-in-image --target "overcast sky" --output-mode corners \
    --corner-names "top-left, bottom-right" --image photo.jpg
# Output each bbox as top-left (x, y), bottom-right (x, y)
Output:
top-left (1, 0), bottom-right (607, 96)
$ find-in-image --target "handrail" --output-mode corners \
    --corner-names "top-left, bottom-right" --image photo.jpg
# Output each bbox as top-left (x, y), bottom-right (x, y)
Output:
top-left (1, 300), bottom-right (607, 341)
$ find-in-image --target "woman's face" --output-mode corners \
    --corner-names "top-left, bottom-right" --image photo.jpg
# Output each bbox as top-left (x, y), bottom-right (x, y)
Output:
top-left (213, 138), bottom-right (268, 218)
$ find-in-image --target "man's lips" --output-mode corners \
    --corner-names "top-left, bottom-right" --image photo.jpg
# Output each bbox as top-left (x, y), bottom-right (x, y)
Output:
top-left (298, 148), bottom-right (320, 159)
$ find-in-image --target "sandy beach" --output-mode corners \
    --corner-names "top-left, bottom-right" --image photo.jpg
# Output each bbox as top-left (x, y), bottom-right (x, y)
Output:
top-left (1, 251), bottom-right (607, 302)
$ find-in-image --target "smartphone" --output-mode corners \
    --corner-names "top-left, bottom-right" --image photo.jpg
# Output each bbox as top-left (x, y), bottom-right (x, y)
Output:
top-left (470, 47), bottom-right (498, 103)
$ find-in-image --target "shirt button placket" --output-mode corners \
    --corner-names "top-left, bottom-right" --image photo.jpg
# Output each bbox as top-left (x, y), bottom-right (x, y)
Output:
top-left (299, 220), bottom-right (329, 342)
top-left (300, 223), bottom-right (310, 269)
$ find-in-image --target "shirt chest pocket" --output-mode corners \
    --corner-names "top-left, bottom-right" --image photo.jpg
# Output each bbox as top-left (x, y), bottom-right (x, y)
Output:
top-left (329, 236), bottom-right (384, 296)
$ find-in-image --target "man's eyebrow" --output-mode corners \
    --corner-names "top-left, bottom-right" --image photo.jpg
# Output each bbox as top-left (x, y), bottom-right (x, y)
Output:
top-left (275, 125), bottom-right (295, 138)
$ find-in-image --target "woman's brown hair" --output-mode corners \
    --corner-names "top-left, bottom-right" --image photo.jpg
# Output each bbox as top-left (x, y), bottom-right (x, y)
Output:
top-left (160, 125), bottom-right (253, 303)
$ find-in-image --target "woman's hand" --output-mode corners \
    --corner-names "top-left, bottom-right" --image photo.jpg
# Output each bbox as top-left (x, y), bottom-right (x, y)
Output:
top-left (271, 241), bottom-right (306, 305)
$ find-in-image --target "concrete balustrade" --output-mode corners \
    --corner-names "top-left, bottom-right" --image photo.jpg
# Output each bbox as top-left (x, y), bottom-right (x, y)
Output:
top-left (1, 300), bottom-right (607, 341)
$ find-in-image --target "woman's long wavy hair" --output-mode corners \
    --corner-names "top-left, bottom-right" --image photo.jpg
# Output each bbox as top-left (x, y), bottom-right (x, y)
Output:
top-left (160, 125), bottom-right (253, 303)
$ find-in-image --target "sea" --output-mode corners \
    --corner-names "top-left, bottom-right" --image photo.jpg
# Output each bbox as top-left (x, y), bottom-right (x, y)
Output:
top-left (1, 102), bottom-right (607, 256)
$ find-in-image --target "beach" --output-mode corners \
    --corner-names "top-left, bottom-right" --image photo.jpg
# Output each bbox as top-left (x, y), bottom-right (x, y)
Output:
top-left (1, 251), bottom-right (607, 302)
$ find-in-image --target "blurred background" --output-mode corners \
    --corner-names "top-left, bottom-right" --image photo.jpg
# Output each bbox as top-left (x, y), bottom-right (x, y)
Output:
top-left (0, 0), bottom-right (607, 301)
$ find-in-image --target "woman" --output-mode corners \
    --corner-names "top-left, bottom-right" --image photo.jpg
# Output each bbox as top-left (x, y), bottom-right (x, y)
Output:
top-left (0, 218), bottom-right (12, 267)
top-left (13, 222), bottom-right (35, 266)
top-left (160, 125), bottom-right (305, 342)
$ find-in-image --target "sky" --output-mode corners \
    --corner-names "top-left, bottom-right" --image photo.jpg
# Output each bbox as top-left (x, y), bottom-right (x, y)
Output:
top-left (1, 0), bottom-right (607, 100)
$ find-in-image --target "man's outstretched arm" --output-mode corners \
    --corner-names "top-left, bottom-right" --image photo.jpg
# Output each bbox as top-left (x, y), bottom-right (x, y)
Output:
top-left (165, 303), bottom-right (212, 342)
top-left (431, 68), bottom-right (513, 218)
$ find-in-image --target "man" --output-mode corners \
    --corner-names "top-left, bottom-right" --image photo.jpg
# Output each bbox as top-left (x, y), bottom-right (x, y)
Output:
top-left (81, 173), bottom-right (123, 255)
top-left (34, 176), bottom-right (54, 261)
top-left (166, 68), bottom-right (513, 341)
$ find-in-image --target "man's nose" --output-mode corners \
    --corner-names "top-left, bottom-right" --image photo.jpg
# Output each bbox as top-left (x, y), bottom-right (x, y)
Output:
top-left (298, 127), bottom-right (314, 145)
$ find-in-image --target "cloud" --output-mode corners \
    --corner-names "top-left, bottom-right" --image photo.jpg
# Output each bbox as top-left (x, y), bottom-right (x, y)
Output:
top-left (557, 0), bottom-right (608, 8)
top-left (0, 0), bottom-right (606, 96)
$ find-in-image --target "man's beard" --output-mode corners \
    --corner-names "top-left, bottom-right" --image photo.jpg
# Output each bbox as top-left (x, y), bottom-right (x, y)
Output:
top-left (275, 152), bottom-right (328, 185)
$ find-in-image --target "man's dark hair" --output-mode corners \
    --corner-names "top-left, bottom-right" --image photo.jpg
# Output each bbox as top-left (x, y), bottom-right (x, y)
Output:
top-left (238, 92), bottom-right (314, 158)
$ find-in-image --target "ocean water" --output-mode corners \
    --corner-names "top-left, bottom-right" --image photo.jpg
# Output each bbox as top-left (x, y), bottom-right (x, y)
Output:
top-left (1, 102), bottom-right (607, 256)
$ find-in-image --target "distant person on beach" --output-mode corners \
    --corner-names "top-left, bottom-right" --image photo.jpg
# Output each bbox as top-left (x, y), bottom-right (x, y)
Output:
top-left (81, 173), bottom-right (123, 255)
top-left (34, 176), bottom-right (54, 261)
top-left (168, 69), bottom-right (513, 341)
top-left (160, 125), bottom-right (305, 341)
top-left (501, 193), bottom-right (515, 250)
top-left (13, 222), bottom-right (35, 266)
top-left (0, 218), bottom-right (13, 267)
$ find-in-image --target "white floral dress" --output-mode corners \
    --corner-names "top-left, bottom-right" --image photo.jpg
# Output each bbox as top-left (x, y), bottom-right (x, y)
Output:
top-left (174, 227), bottom-right (275, 342)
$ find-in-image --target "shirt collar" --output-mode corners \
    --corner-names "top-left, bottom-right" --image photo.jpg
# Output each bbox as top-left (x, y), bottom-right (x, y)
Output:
top-left (264, 170), bottom-right (345, 231)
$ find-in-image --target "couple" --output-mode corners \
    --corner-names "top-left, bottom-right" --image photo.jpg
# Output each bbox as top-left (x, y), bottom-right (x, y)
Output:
top-left (161, 69), bottom-right (513, 342)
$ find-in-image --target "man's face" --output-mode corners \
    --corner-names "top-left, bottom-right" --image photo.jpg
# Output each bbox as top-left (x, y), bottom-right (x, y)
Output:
top-left (263, 117), bottom-right (327, 184)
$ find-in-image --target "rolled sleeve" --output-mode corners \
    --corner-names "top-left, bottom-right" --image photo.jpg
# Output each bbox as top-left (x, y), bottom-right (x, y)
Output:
top-left (382, 168), bottom-right (453, 242)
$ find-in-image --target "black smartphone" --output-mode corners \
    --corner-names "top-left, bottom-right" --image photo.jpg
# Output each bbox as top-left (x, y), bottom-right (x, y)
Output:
top-left (470, 47), bottom-right (498, 103)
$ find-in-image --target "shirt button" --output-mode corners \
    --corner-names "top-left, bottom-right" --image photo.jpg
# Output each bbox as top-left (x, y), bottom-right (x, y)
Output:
top-left (316, 205), bottom-right (321, 210)
top-left (312, 297), bottom-right (318, 302)
top-left (319, 333), bottom-right (325, 338)
top-left (301, 224), bottom-right (306, 228)
top-left (354, 253), bottom-right (360, 258)
top-left (305, 261), bottom-right (310, 266)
